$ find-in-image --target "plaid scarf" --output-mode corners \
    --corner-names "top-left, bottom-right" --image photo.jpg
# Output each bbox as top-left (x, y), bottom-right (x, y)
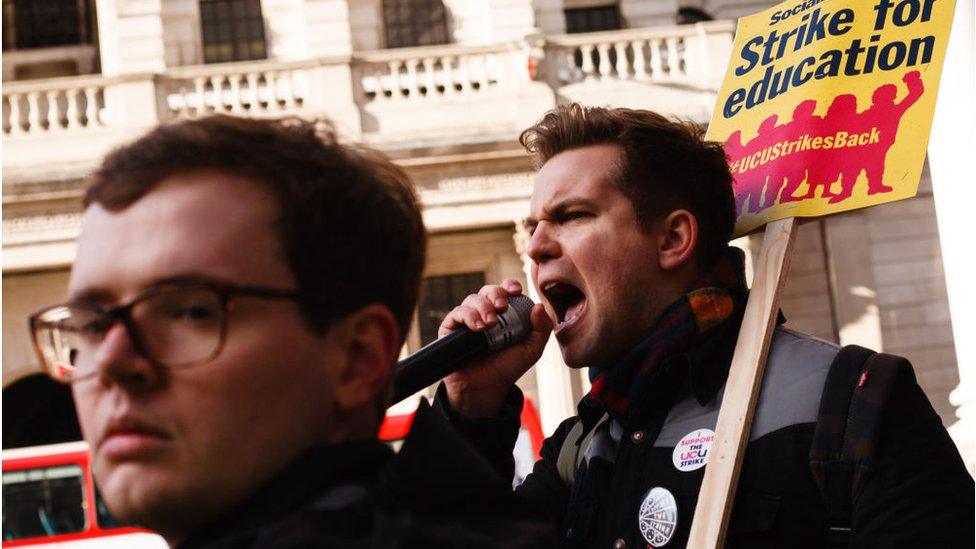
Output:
top-left (588, 247), bottom-right (747, 420)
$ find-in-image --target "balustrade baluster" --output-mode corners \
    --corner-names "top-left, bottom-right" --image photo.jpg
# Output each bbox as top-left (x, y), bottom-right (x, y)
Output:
top-left (614, 42), bottom-right (629, 79)
top-left (387, 61), bottom-right (404, 101)
top-left (477, 54), bottom-right (490, 91)
top-left (228, 75), bottom-right (244, 113)
top-left (26, 91), bottom-right (41, 133)
top-left (65, 88), bottom-right (80, 129)
top-left (563, 50), bottom-right (579, 83)
top-left (580, 45), bottom-right (596, 80)
top-left (649, 39), bottom-right (664, 80)
top-left (422, 57), bottom-right (436, 97)
top-left (456, 55), bottom-right (471, 94)
top-left (405, 59), bottom-right (420, 101)
top-left (632, 40), bottom-right (649, 80)
top-left (172, 82), bottom-right (189, 118)
top-left (45, 90), bottom-right (62, 132)
top-left (193, 77), bottom-right (207, 116)
top-left (369, 68), bottom-right (385, 102)
top-left (280, 71), bottom-right (297, 109)
top-left (83, 87), bottom-right (99, 126)
top-left (245, 72), bottom-right (260, 112)
top-left (440, 56), bottom-right (456, 96)
top-left (8, 93), bottom-right (24, 134)
top-left (666, 37), bottom-right (681, 78)
top-left (264, 72), bottom-right (281, 110)
top-left (1, 97), bottom-right (9, 134)
top-left (209, 76), bottom-right (225, 111)
top-left (597, 44), bottom-right (612, 79)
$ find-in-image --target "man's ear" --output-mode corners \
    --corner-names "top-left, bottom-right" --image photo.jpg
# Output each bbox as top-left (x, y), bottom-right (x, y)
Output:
top-left (330, 304), bottom-right (400, 418)
top-left (657, 209), bottom-right (698, 272)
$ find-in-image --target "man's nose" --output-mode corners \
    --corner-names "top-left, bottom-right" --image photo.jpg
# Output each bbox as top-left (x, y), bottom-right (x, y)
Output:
top-left (92, 323), bottom-right (161, 389)
top-left (526, 222), bottom-right (561, 264)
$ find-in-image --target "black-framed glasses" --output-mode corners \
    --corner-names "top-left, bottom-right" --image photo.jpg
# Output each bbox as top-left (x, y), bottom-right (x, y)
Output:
top-left (28, 281), bottom-right (328, 383)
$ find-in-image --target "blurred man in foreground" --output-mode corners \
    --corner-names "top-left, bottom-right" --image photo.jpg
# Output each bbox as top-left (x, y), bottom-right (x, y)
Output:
top-left (29, 115), bottom-right (553, 548)
top-left (435, 104), bottom-right (974, 547)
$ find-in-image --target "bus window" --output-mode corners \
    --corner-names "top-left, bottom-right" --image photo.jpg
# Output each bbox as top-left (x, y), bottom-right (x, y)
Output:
top-left (2, 464), bottom-right (87, 541)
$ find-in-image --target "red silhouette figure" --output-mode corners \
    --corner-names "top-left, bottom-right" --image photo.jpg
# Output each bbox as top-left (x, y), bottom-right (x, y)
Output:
top-left (723, 130), bottom-right (758, 216)
top-left (752, 114), bottom-right (783, 210)
top-left (829, 71), bottom-right (924, 203)
top-left (779, 99), bottom-right (825, 203)
top-left (723, 71), bottom-right (925, 215)
top-left (812, 94), bottom-right (860, 200)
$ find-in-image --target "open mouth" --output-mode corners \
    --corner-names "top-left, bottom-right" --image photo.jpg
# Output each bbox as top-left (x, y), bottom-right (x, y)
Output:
top-left (542, 281), bottom-right (587, 330)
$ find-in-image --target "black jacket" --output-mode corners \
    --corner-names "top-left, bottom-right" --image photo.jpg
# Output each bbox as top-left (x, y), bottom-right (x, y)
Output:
top-left (177, 400), bottom-right (557, 548)
top-left (436, 319), bottom-right (974, 548)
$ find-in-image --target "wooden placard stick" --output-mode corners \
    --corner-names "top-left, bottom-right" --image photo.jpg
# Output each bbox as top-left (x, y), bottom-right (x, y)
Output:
top-left (686, 216), bottom-right (798, 548)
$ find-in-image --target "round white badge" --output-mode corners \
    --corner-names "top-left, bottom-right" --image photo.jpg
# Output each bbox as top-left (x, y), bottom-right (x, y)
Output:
top-left (637, 487), bottom-right (677, 547)
top-left (672, 428), bottom-right (715, 472)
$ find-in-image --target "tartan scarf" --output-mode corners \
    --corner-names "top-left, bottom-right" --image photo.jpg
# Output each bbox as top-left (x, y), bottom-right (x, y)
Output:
top-left (588, 247), bottom-right (747, 420)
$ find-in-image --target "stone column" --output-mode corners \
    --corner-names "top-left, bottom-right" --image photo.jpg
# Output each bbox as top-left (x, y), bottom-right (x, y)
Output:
top-left (532, 0), bottom-right (565, 36)
top-left (302, 0), bottom-right (354, 57)
top-left (514, 221), bottom-right (577, 435)
top-left (822, 212), bottom-right (884, 350)
top-left (487, 0), bottom-right (537, 42)
top-left (261, 0), bottom-right (311, 60)
top-left (95, 0), bottom-right (167, 76)
top-left (929, 0), bottom-right (975, 473)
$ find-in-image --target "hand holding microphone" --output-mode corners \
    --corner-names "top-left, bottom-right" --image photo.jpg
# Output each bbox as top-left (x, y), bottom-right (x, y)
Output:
top-left (392, 279), bottom-right (552, 418)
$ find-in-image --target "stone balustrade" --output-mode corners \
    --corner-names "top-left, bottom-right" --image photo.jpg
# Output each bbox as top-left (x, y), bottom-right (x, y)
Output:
top-left (353, 42), bottom-right (515, 104)
top-left (162, 58), bottom-right (319, 118)
top-left (3, 74), bottom-right (110, 136)
top-left (543, 21), bottom-right (735, 89)
top-left (2, 23), bottom-right (733, 171)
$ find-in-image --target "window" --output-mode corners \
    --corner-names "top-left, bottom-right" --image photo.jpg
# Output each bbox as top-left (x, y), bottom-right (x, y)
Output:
top-left (676, 7), bottom-right (713, 25)
top-left (417, 272), bottom-right (486, 346)
top-left (382, 0), bottom-right (449, 49)
top-left (564, 5), bottom-right (622, 34)
top-left (2, 0), bottom-right (94, 51)
top-left (200, 0), bottom-right (266, 64)
top-left (2, 465), bottom-right (87, 540)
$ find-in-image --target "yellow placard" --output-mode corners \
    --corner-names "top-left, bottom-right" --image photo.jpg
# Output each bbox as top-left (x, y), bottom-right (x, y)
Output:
top-left (707, 0), bottom-right (956, 236)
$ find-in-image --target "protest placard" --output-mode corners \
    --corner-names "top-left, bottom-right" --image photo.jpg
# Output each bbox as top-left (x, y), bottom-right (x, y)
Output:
top-left (689, 0), bottom-right (958, 546)
top-left (706, 0), bottom-right (956, 237)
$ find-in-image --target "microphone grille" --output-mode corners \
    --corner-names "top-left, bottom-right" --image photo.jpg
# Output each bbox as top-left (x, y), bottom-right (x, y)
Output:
top-left (507, 294), bottom-right (534, 321)
top-left (485, 294), bottom-right (536, 352)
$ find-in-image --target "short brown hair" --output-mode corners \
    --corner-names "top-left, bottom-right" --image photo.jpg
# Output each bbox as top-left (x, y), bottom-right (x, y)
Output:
top-left (519, 103), bottom-right (735, 270)
top-left (85, 115), bottom-right (426, 340)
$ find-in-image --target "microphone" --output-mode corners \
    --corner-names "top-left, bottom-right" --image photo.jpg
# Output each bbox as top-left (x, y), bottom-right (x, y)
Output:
top-left (391, 295), bottom-right (535, 405)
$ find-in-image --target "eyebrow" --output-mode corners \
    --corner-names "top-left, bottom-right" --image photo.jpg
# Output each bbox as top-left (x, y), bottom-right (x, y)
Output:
top-left (526, 197), bottom-right (599, 227)
top-left (68, 273), bottom-right (237, 304)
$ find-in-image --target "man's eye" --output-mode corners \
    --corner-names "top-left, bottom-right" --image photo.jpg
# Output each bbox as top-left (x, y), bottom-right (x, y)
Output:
top-left (564, 211), bottom-right (590, 221)
top-left (76, 318), bottom-right (110, 338)
top-left (177, 305), bottom-right (218, 321)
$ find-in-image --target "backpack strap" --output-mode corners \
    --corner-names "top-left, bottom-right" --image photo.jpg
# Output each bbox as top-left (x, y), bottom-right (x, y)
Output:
top-left (810, 344), bottom-right (908, 547)
top-left (556, 413), bottom-right (609, 485)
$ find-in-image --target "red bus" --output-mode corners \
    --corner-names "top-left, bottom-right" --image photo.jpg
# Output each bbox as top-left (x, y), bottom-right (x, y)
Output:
top-left (1, 441), bottom-right (167, 548)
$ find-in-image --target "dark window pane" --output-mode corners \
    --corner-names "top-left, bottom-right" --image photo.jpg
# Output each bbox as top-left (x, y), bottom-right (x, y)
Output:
top-left (200, 0), bottom-right (266, 64)
top-left (1, 465), bottom-right (87, 540)
top-left (418, 272), bottom-right (486, 345)
top-left (564, 5), bottom-right (622, 34)
top-left (382, 0), bottom-right (450, 49)
top-left (7, 0), bottom-right (94, 50)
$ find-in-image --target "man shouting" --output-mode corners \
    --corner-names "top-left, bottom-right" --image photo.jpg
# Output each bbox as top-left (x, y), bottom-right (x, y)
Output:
top-left (435, 103), bottom-right (973, 547)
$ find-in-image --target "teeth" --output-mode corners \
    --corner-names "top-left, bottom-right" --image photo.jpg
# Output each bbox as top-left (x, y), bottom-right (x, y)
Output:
top-left (543, 282), bottom-right (558, 292)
